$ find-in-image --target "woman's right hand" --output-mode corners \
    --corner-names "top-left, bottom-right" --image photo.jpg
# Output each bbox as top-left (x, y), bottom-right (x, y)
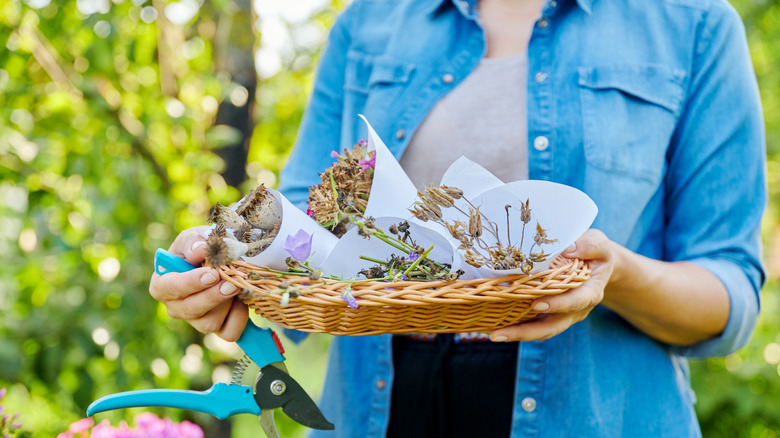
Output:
top-left (149, 226), bottom-right (249, 342)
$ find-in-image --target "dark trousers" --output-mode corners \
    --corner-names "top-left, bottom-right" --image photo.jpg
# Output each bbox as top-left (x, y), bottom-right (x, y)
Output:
top-left (386, 334), bottom-right (519, 438)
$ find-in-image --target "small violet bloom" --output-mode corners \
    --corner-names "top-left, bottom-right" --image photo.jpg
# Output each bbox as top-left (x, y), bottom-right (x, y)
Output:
top-left (408, 251), bottom-right (419, 262)
top-left (358, 154), bottom-right (376, 172)
top-left (342, 290), bottom-right (358, 309)
top-left (306, 206), bottom-right (315, 217)
top-left (284, 229), bottom-right (313, 261)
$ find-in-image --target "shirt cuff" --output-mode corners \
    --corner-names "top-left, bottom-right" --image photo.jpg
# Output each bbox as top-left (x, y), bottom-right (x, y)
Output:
top-left (669, 257), bottom-right (760, 358)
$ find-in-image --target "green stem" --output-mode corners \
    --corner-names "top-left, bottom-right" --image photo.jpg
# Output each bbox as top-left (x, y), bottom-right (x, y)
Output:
top-left (403, 244), bottom-right (435, 276)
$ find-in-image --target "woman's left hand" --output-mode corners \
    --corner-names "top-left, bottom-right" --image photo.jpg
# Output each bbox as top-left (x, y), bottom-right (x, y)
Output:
top-left (488, 228), bottom-right (616, 342)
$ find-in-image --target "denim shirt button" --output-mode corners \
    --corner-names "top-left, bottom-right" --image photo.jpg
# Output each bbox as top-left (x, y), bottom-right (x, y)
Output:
top-left (442, 73), bottom-right (455, 84)
top-left (376, 378), bottom-right (387, 390)
top-left (521, 397), bottom-right (537, 412)
top-left (395, 129), bottom-right (406, 140)
top-left (537, 17), bottom-right (550, 29)
top-left (533, 136), bottom-right (549, 151)
top-left (534, 72), bottom-right (548, 83)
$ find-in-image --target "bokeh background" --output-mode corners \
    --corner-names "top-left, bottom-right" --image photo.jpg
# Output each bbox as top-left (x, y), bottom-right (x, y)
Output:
top-left (1, 0), bottom-right (779, 436)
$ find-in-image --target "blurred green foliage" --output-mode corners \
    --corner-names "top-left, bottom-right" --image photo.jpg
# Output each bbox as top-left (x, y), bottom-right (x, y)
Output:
top-left (0, 0), bottom-right (779, 437)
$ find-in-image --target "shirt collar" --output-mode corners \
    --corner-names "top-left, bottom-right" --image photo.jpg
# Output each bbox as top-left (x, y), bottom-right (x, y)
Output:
top-left (425, 0), bottom-right (594, 17)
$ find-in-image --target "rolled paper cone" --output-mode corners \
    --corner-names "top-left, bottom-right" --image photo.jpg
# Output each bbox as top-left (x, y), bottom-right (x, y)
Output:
top-left (241, 188), bottom-right (339, 271)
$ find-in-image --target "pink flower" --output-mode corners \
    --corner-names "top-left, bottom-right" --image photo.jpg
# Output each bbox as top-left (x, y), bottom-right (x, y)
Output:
top-left (358, 153), bottom-right (376, 172)
top-left (69, 417), bottom-right (95, 434)
top-left (177, 421), bottom-right (204, 438)
top-left (330, 150), bottom-right (340, 158)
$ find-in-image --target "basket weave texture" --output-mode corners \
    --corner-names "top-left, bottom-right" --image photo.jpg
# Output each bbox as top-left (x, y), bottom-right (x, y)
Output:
top-left (221, 256), bottom-right (590, 336)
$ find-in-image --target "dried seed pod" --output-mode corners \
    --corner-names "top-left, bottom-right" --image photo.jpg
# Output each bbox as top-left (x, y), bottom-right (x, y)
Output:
top-left (425, 186), bottom-right (454, 208)
top-left (468, 207), bottom-right (482, 238)
top-left (245, 236), bottom-right (276, 257)
top-left (223, 236), bottom-right (249, 261)
top-left (440, 185), bottom-right (463, 199)
top-left (237, 185), bottom-right (282, 231)
top-left (521, 199), bottom-right (532, 224)
top-left (464, 251), bottom-right (486, 268)
top-left (208, 202), bottom-right (248, 230)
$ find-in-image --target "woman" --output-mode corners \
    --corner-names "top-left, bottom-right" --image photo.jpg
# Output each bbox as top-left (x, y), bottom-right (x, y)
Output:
top-left (151, 0), bottom-right (766, 436)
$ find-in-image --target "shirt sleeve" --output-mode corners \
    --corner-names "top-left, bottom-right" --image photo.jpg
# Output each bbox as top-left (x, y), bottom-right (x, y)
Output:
top-left (664, 2), bottom-right (766, 358)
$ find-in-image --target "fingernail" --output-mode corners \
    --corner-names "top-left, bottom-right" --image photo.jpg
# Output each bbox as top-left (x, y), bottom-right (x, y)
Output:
top-left (534, 301), bottom-right (550, 312)
top-left (492, 336), bottom-right (508, 343)
top-left (192, 240), bottom-right (206, 251)
top-left (565, 243), bottom-right (576, 253)
top-left (200, 273), bottom-right (218, 286)
top-left (220, 282), bottom-right (237, 296)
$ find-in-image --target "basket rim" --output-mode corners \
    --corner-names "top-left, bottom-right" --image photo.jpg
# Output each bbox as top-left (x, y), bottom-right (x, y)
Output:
top-left (222, 256), bottom-right (590, 308)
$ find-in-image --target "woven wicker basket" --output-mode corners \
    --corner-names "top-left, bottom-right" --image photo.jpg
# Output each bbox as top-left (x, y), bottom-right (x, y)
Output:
top-left (220, 256), bottom-right (589, 336)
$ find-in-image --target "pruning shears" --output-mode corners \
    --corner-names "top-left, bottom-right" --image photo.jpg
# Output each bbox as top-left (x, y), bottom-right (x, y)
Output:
top-left (87, 248), bottom-right (334, 437)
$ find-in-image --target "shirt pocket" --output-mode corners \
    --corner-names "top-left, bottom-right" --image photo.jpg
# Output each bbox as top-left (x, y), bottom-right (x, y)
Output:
top-left (345, 50), bottom-right (415, 94)
top-left (578, 64), bottom-right (686, 184)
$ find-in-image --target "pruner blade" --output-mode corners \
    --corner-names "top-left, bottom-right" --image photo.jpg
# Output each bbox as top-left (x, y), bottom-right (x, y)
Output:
top-left (254, 365), bottom-right (335, 430)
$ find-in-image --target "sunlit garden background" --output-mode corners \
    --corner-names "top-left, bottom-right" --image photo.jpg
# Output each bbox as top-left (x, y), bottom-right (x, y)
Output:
top-left (1, 0), bottom-right (780, 436)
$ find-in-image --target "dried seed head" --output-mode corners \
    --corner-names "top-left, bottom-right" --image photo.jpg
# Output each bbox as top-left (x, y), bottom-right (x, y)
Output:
top-left (398, 221), bottom-right (410, 233)
top-left (308, 270), bottom-right (322, 281)
top-left (389, 223), bottom-right (399, 235)
top-left (208, 202), bottom-right (248, 229)
top-left (204, 231), bottom-right (229, 268)
top-left (233, 223), bottom-right (252, 242)
top-left (247, 272), bottom-right (261, 281)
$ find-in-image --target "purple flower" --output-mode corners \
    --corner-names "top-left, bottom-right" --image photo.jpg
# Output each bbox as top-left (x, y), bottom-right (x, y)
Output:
top-left (341, 290), bottom-right (358, 309)
top-left (358, 153), bottom-right (376, 172)
top-left (408, 251), bottom-right (419, 262)
top-left (358, 139), bottom-right (368, 147)
top-left (284, 229), bottom-right (313, 261)
top-left (330, 150), bottom-right (340, 158)
top-left (306, 206), bottom-right (315, 217)
top-left (401, 275), bottom-right (408, 281)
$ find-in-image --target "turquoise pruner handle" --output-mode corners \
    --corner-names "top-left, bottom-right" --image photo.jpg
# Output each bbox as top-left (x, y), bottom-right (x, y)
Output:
top-left (86, 383), bottom-right (261, 419)
top-left (154, 248), bottom-right (198, 275)
top-left (153, 248), bottom-right (286, 368)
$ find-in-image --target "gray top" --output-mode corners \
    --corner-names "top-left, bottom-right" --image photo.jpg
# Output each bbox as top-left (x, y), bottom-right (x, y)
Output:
top-left (400, 53), bottom-right (529, 188)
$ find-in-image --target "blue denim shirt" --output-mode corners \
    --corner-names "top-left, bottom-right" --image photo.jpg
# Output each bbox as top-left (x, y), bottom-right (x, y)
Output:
top-left (277, 0), bottom-right (766, 436)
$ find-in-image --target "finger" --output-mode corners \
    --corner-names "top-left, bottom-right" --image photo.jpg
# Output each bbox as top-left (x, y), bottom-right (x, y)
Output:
top-left (216, 300), bottom-right (249, 342)
top-left (149, 266), bottom-right (221, 302)
top-left (562, 228), bottom-right (609, 260)
top-left (531, 281), bottom-right (604, 315)
top-left (163, 280), bottom-right (241, 320)
top-left (489, 311), bottom-right (586, 342)
top-left (168, 226), bottom-right (210, 265)
top-left (189, 299), bottom-right (235, 335)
